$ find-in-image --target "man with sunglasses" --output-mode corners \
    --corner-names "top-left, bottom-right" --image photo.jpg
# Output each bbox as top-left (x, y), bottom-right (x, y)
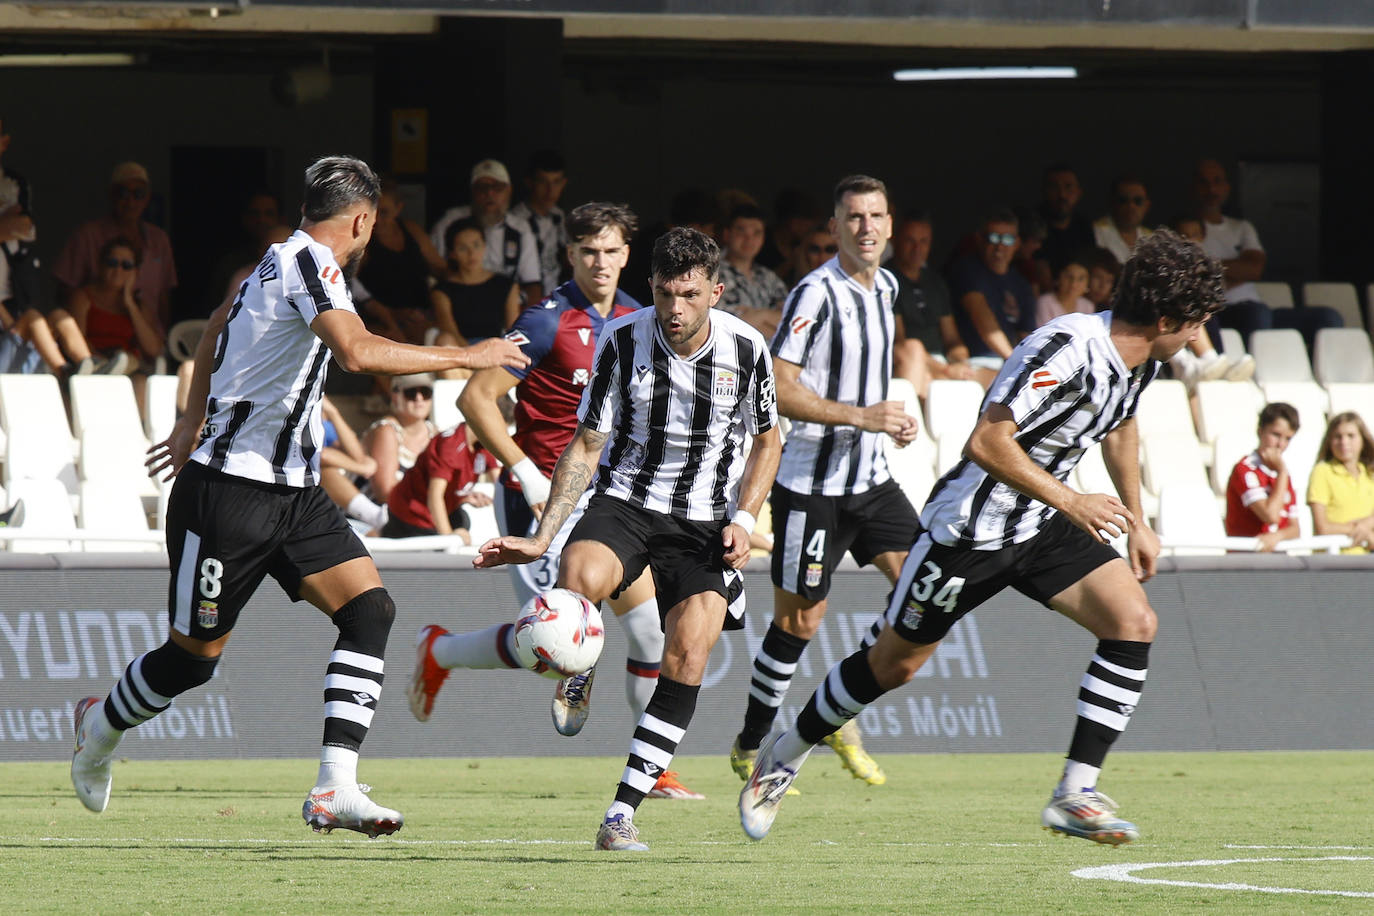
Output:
top-left (1093, 175), bottom-right (1154, 266)
top-left (71, 155), bottom-right (528, 838)
top-left (54, 161), bottom-right (178, 327)
top-left (947, 208), bottom-right (1036, 371)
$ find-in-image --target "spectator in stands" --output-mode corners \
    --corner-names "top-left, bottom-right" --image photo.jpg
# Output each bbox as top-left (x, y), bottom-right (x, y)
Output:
top-left (623, 186), bottom-right (721, 305)
top-left (381, 422), bottom-right (496, 542)
top-left (1166, 213), bottom-right (1255, 388)
top-left (1010, 205), bottom-right (1047, 294)
top-left (1083, 247), bottom-right (1120, 311)
top-left (67, 238), bottom-right (166, 398)
top-left (889, 211), bottom-right (992, 395)
top-left (205, 190), bottom-right (280, 319)
top-left (1225, 402), bottom-right (1301, 552)
top-left (430, 159), bottom-right (542, 306)
top-left (0, 115), bottom-right (40, 326)
top-left (1173, 214), bottom-right (1205, 245)
top-left (510, 150), bottom-right (569, 296)
top-left (53, 161), bottom-right (178, 327)
top-left (946, 208), bottom-right (1035, 369)
top-left (1093, 175), bottom-right (1153, 266)
top-left (1034, 163), bottom-right (1095, 291)
top-left (717, 203), bottom-right (787, 336)
top-left (761, 187), bottom-right (823, 279)
top-left (429, 219), bottom-right (521, 376)
top-left (320, 396), bottom-right (376, 483)
top-left (356, 178), bottom-right (445, 344)
top-left (1034, 255), bottom-right (1095, 327)
top-left (1192, 158), bottom-right (1341, 350)
top-left (1308, 412), bottom-right (1374, 554)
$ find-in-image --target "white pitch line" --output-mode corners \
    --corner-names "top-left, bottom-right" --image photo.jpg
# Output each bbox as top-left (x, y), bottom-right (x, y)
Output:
top-left (1226, 844), bottom-right (1372, 851)
top-left (20, 836), bottom-right (1048, 849)
top-left (1073, 857), bottom-right (1374, 899)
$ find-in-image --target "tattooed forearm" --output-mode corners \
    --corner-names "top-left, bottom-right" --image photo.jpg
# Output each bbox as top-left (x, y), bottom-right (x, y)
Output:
top-left (533, 427), bottom-right (609, 543)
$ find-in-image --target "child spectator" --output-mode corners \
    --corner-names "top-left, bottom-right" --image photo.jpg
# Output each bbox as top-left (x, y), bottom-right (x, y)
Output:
top-left (430, 218), bottom-right (520, 364)
top-left (1034, 257), bottom-right (1095, 327)
top-left (1307, 411), bottom-right (1374, 554)
top-left (381, 422), bottom-right (496, 541)
top-left (1082, 246), bottom-right (1120, 312)
top-left (1225, 402), bottom-right (1300, 552)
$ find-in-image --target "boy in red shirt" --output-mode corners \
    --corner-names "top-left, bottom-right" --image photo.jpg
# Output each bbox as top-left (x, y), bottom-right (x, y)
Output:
top-left (383, 422), bottom-right (496, 541)
top-left (1224, 401), bottom-right (1300, 551)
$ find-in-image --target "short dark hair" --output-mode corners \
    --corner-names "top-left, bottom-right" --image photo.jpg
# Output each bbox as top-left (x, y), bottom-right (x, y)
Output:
top-left (1110, 228), bottom-right (1226, 329)
top-left (651, 227), bottom-right (720, 284)
top-left (982, 207), bottom-right (1019, 231)
top-left (1042, 162), bottom-right (1078, 179)
top-left (1081, 246), bottom-right (1122, 278)
top-left (98, 236), bottom-right (141, 266)
top-left (1012, 205), bottom-right (1046, 241)
top-left (833, 175), bottom-right (888, 209)
top-left (566, 201), bottom-right (638, 244)
top-left (1111, 173), bottom-right (1149, 198)
top-left (896, 207), bottom-right (934, 228)
top-left (443, 218), bottom-right (485, 252)
top-left (1258, 402), bottom-right (1300, 433)
top-left (726, 203), bottom-right (767, 229)
top-left (302, 155), bottom-right (380, 222)
top-left (526, 149), bottom-right (566, 176)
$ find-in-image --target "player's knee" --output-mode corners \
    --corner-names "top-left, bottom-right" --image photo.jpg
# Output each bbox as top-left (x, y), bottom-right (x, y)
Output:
top-left (145, 640), bottom-right (220, 697)
top-left (1109, 601), bottom-right (1157, 642)
top-left (775, 602), bottom-right (824, 640)
top-left (332, 587), bottom-right (396, 654)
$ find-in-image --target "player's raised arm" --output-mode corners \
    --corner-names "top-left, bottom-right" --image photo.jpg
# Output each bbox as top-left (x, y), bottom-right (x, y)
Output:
top-left (459, 366), bottom-right (549, 512)
top-left (310, 308), bottom-right (527, 375)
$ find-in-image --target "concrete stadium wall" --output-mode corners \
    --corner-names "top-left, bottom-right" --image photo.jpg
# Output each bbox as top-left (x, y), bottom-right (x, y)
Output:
top-left (1, 553), bottom-right (1370, 762)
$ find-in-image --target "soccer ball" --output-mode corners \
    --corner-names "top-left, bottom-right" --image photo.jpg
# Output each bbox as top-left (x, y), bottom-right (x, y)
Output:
top-left (513, 588), bottom-right (606, 680)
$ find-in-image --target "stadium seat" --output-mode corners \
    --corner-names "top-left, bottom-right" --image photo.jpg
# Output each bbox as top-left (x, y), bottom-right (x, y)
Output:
top-left (80, 426), bottom-right (159, 500)
top-left (1219, 327), bottom-right (1247, 359)
top-left (464, 481), bottom-right (500, 546)
top-left (1210, 431), bottom-right (1252, 495)
top-left (1135, 377), bottom-right (1208, 469)
top-left (1252, 281), bottom-right (1294, 310)
top-left (0, 373), bottom-right (79, 496)
top-left (1249, 329), bottom-right (1313, 384)
top-left (69, 375), bottom-right (150, 447)
top-left (1325, 383), bottom-right (1374, 430)
top-left (1141, 432), bottom-right (1210, 499)
top-left (1302, 281), bottom-right (1363, 330)
top-left (884, 377), bottom-right (937, 508)
top-left (432, 378), bottom-right (466, 432)
top-left (925, 379), bottom-right (983, 475)
top-left (78, 480), bottom-right (160, 553)
top-left (1156, 482), bottom-right (1227, 557)
top-left (1312, 328), bottom-right (1374, 385)
top-left (144, 373), bottom-right (180, 444)
top-left (1193, 379), bottom-right (1264, 445)
top-left (1258, 381), bottom-right (1328, 426)
top-left (165, 319), bottom-right (208, 364)
top-left (2, 477), bottom-right (76, 553)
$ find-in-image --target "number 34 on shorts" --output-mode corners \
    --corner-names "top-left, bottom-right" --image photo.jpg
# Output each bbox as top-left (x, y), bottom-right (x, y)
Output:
top-left (898, 560), bottom-right (964, 629)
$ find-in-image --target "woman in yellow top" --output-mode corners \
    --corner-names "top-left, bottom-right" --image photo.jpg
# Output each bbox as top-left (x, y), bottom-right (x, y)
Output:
top-left (1307, 411), bottom-right (1374, 554)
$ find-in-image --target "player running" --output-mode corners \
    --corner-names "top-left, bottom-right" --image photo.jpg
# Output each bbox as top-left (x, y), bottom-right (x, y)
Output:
top-left (407, 202), bottom-right (703, 799)
top-left (739, 230), bottom-right (1225, 845)
top-left (69, 156), bottom-right (527, 836)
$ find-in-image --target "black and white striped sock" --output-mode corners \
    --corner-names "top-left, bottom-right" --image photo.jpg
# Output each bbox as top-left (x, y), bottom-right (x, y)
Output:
top-left (605, 676), bottom-right (698, 821)
top-left (737, 622), bottom-right (808, 751)
top-left (773, 647), bottom-right (887, 768)
top-left (1061, 640), bottom-right (1149, 791)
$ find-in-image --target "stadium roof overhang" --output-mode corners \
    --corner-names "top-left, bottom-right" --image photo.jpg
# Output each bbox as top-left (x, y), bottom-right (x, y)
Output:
top-left (3, 0), bottom-right (1374, 52)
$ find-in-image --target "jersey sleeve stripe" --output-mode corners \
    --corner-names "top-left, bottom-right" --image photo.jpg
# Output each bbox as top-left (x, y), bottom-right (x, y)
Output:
top-left (294, 248), bottom-right (336, 314)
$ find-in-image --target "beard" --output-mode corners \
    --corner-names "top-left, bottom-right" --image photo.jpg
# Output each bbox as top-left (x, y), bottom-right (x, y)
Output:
top-left (341, 242), bottom-right (368, 279)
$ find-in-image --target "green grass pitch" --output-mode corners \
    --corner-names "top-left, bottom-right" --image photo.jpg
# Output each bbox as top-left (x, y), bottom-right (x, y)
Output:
top-left (7, 751), bottom-right (1373, 914)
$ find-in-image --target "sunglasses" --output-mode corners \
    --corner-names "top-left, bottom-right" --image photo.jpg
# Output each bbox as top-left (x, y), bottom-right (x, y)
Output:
top-left (986, 232), bottom-right (1017, 247)
top-left (807, 244), bottom-right (839, 255)
top-left (399, 386), bottom-right (433, 400)
top-left (113, 186), bottom-right (149, 201)
top-left (1116, 194), bottom-right (1147, 206)
top-left (103, 257), bottom-right (136, 270)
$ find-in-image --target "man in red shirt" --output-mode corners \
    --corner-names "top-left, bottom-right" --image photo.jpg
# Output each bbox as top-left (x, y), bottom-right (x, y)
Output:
top-left (1225, 401), bottom-right (1300, 551)
top-left (382, 422), bottom-right (495, 540)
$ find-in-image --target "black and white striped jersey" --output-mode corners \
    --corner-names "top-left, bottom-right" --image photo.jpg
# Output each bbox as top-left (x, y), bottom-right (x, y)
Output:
top-left (771, 257), bottom-right (900, 496)
top-left (578, 307), bottom-right (777, 521)
top-left (921, 311), bottom-right (1157, 549)
top-left (190, 229), bottom-right (354, 487)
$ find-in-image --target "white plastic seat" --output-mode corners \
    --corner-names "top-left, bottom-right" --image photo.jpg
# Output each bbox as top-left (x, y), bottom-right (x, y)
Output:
top-left (1211, 431), bottom-right (1253, 495)
top-left (144, 373), bottom-right (179, 444)
top-left (431, 378), bottom-right (467, 433)
top-left (1257, 381), bottom-right (1328, 431)
top-left (1325, 384), bottom-right (1374, 430)
top-left (462, 481), bottom-right (500, 547)
top-left (925, 379), bottom-right (984, 475)
top-left (78, 480), bottom-right (160, 553)
top-left (884, 377), bottom-right (937, 508)
top-left (165, 319), bottom-right (208, 363)
top-left (1252, 281), bottom-right (1294, 310)
top-left (1156, 482), bottom-right (1227, 557)
top-left (80, 426), bottom-right (159, 499)
top-left (1312, 328), bottom-right (1374, 385)
top-left (1193, 379), bottom-right (1264, 446)
top-left (1141, 432), bottom-right (1210, 499)
top-left (0, 373), bottom-right (78, 495)
top-left (1218, 327), bottom-right (1247, 359)
top-left (69, 375), bottom-right (150, 447)
top-left (1302, 281), bottom-right (1363, 330)
top-left (1249, 329), bottom-right (1313, 384)
top-left (2, 477), bottom-right (77, 552)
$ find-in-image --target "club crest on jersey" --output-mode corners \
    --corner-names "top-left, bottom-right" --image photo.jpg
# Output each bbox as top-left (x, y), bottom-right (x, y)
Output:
top-left (572, 368), bottom-right (590, 385)
top-left (805, 563), bottom-right (823, 588)
top-left (715, 369), bottom-right (738, 398)
top-left (319, 266), bottom-right (341, 285)
top-left (577, 328), bottom-right (592, 346)
top-left (1031, 370), bottom-right (1058, 390)
top-left (197, 600), bottom-right (219, 629)
top-left (504, 330), bottom-right (530, 347)
top-left (790, 316), bottom-right (816, 336)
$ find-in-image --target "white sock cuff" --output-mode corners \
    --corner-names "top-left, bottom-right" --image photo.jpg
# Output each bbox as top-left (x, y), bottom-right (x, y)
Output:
top-left (617, 598), bottom-right (664, 662)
